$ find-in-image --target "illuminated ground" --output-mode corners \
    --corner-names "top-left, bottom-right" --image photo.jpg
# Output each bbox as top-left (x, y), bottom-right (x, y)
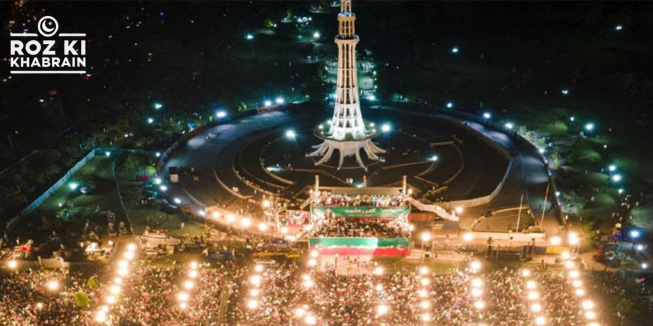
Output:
top-left (162, 103), bottom-right (562, 235)
top-left (214, 105), bottom-right (509, 202)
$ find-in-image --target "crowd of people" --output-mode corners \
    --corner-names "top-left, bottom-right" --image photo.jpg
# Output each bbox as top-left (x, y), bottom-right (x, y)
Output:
top-left (0, 258), bottom-right (611, 326)
top-left (227, 264), bottom-right (600, 326)
top-left (0, 261), bottom-right (229, 326)
top-left (0, 266), bottom-right (100, 326)
top-left (102, 262), bottom-right (227, 326)
top-left (535, 272), bottom-right (585, 326)
top-left (312, 192), bottom-right (408, 207)
top-left (228, 263), bottom-right (475, 325)
top-left (310, 218), bottom-right (410, 238)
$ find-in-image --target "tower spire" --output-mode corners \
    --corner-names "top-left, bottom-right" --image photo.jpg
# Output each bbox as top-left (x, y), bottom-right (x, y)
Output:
top-left (341, 0), bottom-right (352, 13)
top-left (307, 0), bottom-right (385, 170)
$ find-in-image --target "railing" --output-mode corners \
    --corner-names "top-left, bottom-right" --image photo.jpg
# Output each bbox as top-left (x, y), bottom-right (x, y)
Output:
top-left (6, 149), bottom-right (96, 230)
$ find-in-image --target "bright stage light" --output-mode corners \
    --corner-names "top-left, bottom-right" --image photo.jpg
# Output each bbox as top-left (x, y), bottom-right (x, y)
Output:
top-left (585, 311), bottom-right (597, 320)
top-left (531, 303), bottom-right (542, 313)
top-left (177, 292), bottom-right (189, 302)
top-left (117, 267), bottom-right (128, 277)
top-left (526, 280), bottom-right (536, 289)
top-left (241, 218), bottom-right (252, 228)
top-left (47, 280), bottom-right (60, 291)
top-left (582, 300), bottom-right (595, 310)
top-left (303, 279), bottom-right (314, 288)
top-left (109, 285), bottom-right (121, 295)
top-left (106, 295), bottom-right (117, 305)
top-left (569, 270), bottom-right (580, 279)
top-left (183, 280), bottom-right (195, 290)
top-left (95, 310), bottom-right (108, 323)
top-left (247, 299), bottom-right (258, 309)
top-left (377, 304), bottom-right (389, 315)
top-left (295, 307), bottom-right (306, 317)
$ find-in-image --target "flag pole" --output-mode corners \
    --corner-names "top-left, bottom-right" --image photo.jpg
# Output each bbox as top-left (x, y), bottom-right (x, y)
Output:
top-left (516, 193), bottom-right (524, 232)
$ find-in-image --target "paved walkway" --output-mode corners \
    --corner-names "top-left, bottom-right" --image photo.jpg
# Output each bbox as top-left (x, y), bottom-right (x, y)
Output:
top-left (159, 105), bottom-right (564, 240)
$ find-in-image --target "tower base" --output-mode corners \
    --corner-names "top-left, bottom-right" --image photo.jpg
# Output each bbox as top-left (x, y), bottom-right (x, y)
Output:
top-left (306, 138), bottom-right (386, 170)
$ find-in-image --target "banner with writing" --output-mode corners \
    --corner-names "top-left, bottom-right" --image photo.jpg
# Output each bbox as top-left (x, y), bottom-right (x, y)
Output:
top-left (311, 206), bottom-right (410, 219)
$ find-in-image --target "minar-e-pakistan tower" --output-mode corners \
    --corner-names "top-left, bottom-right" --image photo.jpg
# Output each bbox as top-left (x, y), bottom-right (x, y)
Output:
top-left (307, 0), bottom-right (385, 170)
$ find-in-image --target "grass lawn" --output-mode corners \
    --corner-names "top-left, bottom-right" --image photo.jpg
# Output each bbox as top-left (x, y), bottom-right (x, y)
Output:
top-left (18, 152), bottom-right (207, 244)
top-left (114, 151), bottom-right (207, 239)
top-left (35, 155), bottom-right (122, 220)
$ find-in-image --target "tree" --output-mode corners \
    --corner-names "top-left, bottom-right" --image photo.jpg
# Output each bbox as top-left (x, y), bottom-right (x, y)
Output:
top-left (617, 297), bottom-right (633, 317)
top-left (580, 216), bottom-right (599, 243)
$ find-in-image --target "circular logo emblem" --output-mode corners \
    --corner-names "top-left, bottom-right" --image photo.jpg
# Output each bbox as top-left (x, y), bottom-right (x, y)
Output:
top-left (38, 16), bottom-right (59, 37)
